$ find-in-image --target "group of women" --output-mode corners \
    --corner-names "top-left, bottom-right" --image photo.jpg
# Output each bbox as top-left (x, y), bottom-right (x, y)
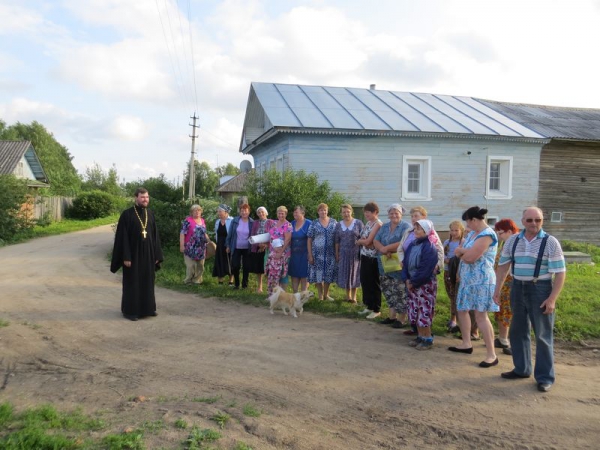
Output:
top-left (179, 201), bottom-right (518, 367)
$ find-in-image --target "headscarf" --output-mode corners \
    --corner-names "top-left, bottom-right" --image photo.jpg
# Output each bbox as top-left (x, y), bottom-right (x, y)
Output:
top-left (416, 219), bottom-right (439, 245)
top-left (387, 203), bottom-right (405, 214)
top-left (217, 204), bottom-right (231, 213)
top-left (256, 206), bottom-right (268, 216)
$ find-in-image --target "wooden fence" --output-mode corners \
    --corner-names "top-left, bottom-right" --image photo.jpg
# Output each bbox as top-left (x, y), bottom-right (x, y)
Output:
top-left (33, 196), bottom-right (73, 221)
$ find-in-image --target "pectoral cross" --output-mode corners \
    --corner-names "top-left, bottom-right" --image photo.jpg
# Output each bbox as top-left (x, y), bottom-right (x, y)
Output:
top-left (142, 230), bottom-right (147, 239)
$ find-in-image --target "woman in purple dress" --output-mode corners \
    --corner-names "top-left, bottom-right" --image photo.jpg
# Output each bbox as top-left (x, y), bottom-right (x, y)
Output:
top-left (334, 204), bottom-right (363, 303)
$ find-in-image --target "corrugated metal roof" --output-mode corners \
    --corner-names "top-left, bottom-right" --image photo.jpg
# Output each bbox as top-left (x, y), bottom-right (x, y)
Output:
top-left (479, 100), bottom-right (600, 141)
top-left (0, 140), bottom-right (49, 183)
top-left (240, 82), bottom-right (546, 151)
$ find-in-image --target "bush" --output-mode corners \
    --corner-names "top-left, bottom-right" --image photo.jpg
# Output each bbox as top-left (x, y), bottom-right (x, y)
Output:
top-left (151, 198), bottom-right (221, 247)
top-left (68, 190), bottom-right (124, 220)
top-left (0, 175), bottom-right (35, 243)
top-left (243, 169), bottom-right (348, 221)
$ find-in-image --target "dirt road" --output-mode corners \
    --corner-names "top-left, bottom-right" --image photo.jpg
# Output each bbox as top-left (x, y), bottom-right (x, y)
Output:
top-left (1, 225), bottom-right (599, 449)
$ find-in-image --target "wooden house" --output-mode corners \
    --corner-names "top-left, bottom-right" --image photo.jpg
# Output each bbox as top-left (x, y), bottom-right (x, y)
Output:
top-left (239, 82), bottom-right (600, 243)
top-left (0, 140), bottom-right (49, 189)
top-left (481, 101), bottom-right (600, 243)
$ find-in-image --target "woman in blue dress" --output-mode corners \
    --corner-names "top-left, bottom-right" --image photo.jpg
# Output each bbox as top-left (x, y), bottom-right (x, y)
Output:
top-left (289, 205), bottom-right (312, 293)
top-left (449, 206), bottom-right (499, 368)
top-left (307, 203), bottom-right (337, 301)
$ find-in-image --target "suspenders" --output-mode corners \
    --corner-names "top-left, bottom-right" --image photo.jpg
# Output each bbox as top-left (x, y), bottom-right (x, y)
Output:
top-left (511, 235), bottom-right (549, 282)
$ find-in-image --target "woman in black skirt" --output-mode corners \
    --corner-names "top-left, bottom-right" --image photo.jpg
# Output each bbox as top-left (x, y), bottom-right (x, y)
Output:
top-left (212, 204), bottom-right (234, 285)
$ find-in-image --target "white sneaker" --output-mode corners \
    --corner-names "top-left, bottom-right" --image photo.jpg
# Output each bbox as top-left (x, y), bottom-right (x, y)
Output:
top-left (325, 295), bottom-right (335, 301)
top-left (358, 308), bottom-right (372, 315)
top-left (366, 312), bottom-right (381, 319)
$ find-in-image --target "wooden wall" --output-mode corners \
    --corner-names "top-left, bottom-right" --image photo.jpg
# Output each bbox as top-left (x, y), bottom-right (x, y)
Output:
top-left (538, 141), bottom-right (600, 244)
top-left (250, 133), bottom-right (542, 231)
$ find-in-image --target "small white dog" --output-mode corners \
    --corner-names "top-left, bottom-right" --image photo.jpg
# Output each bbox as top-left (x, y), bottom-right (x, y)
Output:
top-left (267, 286), bottom-right (314, 318)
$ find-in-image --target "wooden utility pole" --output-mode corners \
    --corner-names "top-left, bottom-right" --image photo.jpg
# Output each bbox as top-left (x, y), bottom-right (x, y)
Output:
top-left (188, 113), bottom-right (199, 200)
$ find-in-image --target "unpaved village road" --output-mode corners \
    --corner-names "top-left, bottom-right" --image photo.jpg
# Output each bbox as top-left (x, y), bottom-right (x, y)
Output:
top-left (1, 225), bottom-right (599, 449)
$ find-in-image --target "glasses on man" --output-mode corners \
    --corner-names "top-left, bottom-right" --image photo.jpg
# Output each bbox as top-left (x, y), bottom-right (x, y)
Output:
top-left (496, 230), bottom-right (505, 235)
top-left (525, 218), bottom-right (542, 223)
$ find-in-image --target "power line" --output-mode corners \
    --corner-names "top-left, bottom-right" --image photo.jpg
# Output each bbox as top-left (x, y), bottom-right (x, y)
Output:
top-left (186, 0), bottom-right (199, 113)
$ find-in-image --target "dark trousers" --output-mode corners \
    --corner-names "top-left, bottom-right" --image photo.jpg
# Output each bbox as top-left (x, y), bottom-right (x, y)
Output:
top-left (360, 255), bottom-right (381, 312)
top-left (231, 248), bottom-right (250, 288)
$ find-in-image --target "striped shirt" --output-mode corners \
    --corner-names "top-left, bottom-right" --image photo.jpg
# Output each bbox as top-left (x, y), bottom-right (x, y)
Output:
top-left (498, 230), bottom-right (565, 281)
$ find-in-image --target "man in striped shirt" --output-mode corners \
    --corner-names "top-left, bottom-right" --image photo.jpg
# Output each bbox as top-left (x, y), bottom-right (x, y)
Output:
top-left (494, 207), bottom-right (566, 393)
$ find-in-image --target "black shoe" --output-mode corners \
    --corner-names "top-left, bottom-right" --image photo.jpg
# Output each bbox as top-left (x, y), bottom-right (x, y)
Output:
top-left (537, 382), bottom-right (552, 392)
top-left (479, 358), bottom-right (499, 368)
top-left (502, 347), bottom-right (513, 356)
top-left (123, 314), bottom-right (138, 321)
top-left (380, 318), bottom-right (396, 325)
top-left (449, 325), bottom-right (461, 333)
top-left (232, 286), bottom-right (239, 290)
top-left (494, 338), bottom-right (509, 349)
top-left (501, 370), bottom-right (530, 379)
top-left (149, 311), bottom-right (158, 317)
top-left (391, 320), bottom-right (406, 329)
top-left (448, 346), bottom-right (473, 354)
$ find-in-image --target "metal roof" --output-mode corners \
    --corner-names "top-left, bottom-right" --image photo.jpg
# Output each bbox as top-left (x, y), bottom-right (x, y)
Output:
top-left (479, 100), bottom-right (600, 141)
top-left (0, 140), bottom-right (49, 183)
top-left (240, 82), bottom-right (546, 152)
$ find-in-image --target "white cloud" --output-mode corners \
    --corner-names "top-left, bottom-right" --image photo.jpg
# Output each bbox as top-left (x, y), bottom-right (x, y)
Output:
top-left (108, 115), bottom-right (148, 141)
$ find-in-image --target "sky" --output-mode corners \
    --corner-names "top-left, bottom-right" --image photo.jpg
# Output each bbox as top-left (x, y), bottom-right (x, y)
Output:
top-left (1, 0), bottom-right (600, 185)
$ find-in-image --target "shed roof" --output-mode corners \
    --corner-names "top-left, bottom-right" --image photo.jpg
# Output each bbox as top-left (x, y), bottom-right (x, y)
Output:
top-left (479, 100), bottom-right (600, 141)
top-left (0, 140), bottom-right (49, 184)
top-left (240, 82), bottom-right (547, 152)
top-left (216, 172), bottom-right (249, 193)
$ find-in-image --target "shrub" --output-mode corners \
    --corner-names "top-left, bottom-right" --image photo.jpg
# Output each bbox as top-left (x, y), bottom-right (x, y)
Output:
top-left (151, 198), bottom-right (221, 247)
top-left (68, 190), bottom-right (122, 220)
top-left (0, 175), bottom-right (35, 242)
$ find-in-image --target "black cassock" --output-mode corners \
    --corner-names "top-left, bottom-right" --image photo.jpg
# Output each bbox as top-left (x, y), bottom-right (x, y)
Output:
top-left (110, 205), bottom-right (164, 317)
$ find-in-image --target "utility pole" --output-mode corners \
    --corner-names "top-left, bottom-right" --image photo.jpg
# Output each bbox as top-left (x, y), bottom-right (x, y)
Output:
top-left (188, 113), bottom-right (199, 200)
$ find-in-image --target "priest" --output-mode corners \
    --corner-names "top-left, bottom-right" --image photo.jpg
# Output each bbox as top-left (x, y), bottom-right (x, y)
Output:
top-left (111, 187), bottom-right (164, 321)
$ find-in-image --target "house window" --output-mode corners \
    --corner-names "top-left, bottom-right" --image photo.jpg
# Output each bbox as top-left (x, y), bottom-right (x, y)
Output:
top-left (486, 216), bottom-right (499, 227)
top-left (551, 211), bottom-right (563, 223)
top-left (16, 162), bottom-right (24, 177)
top-left (269, 159), bottom-right (275, 170)
top-left (261, 162), bottom-right (266, 175)
top-left (486, 156), bottom-right (513, 199)
top-left (402, 156), bottom-right (431, 201)
top-left (276, 156), bottom-right (283, 173)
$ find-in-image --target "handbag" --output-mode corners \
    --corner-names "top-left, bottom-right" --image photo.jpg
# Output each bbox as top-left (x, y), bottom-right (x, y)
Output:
top-left (205, 241), bottom-right (217, 259)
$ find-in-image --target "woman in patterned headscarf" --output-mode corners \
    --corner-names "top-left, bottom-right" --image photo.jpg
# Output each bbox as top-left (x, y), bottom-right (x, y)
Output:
top-left (401, 219), bottom-right (440, 350)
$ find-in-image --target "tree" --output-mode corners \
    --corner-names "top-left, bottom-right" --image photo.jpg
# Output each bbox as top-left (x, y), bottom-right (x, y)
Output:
top-left (0, 121), bottom-right (81, 196)
top-left (243, 169), bottom-right (347, 220)
top-left (0, 175), bottom-right (34, 243)
top-left (183, 161), bottom-right (220, 199)
top-left (216, 163), bottom-right (240, 178)
top-left (81, 163), bottom-right (122, 196)
top-left (122, 174), bottom-right (181, 204)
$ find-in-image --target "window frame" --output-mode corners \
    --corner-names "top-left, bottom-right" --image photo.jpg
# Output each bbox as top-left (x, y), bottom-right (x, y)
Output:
top-left (401, 155), bottom-right (432, 201)
top-left (485, 155), bottom-right (513, 200)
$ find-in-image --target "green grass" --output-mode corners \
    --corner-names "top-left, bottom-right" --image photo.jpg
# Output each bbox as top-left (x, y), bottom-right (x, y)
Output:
top-left (6, 214), bottom-right (119, 245)
top-left (157, 243), bottom-right (600, 341)
top-left (184, 427), bottom-right (221, 449)
top-left (210, 412), bottom-right (230, 430)
top-left (0, 402), bottom-right (106, 449)
top-left (191, 396), bottom-right (220, 404)
top-left (242, 404), bottom-right (261, 418)
top-left (0, 318), bottom-right (9, 328)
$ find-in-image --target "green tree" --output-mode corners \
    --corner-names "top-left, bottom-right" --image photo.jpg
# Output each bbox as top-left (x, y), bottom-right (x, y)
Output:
top-left (0, 121), bottom-right (81, 196)
top-left (243, 169), bottom-right (347, 221)
top-left (81, 163), bottom-right (122, 196)
top-left (216, 163), bottom-right (240, 178)
top-left (122, 174), bottom-right (182, 204)
top-left (183, 161), bottom-right (219, 199)
top-left (0, 175), bottom-right (34, 243)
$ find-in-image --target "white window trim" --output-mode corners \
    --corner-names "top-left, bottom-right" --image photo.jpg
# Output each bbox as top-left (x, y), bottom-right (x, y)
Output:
top-left (276, 156), bottom-right (284, 173)
top-left (485, 155), bottom-right (513, 200)
top-left (401, 155), bottom-right (432, 202)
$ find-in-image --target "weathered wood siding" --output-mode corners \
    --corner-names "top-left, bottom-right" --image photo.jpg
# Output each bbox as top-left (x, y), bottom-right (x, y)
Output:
top-left (250, 134), bottom-right (542, 230)
top-left (34, 196), bottom-right (73, 221)
top-left (538, 141), bottom-right (600, 244)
